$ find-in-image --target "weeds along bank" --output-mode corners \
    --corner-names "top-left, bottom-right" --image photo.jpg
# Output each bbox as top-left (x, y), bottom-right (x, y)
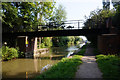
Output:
top-left (35, 55), bottom-right (82, 79)
top-left (96, 55), bottom-right (120, 79)
top-left (93, 46), bottom-right (120, 79)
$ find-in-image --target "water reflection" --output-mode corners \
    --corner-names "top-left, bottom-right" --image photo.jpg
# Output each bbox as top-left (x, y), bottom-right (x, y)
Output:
top-left (34, 57), bottom-right (38, 72)
top-left (2, 58), bottom-right (59, 78)
top-left (2, 44), bottom-right (84, 79)
top-left (66, 43), bottom-right (85, 57)
top-left (67, 46), bottom-right (79, 51)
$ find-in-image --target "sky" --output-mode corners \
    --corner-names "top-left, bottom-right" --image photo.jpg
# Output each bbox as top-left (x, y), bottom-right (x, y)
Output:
top-left (55, 0), bottom-right (114, 40)
top-left (56, 0), bottom-right (113, 28)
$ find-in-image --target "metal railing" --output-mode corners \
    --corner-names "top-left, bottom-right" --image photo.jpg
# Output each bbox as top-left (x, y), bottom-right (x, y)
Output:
top-left (37, 20), bottom-right (85, 31)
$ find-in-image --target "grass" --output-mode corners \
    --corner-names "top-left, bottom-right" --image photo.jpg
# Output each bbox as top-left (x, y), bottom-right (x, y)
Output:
top-left (76, 44), bottom-right (87, 55)
top-left (34, 55), bottom-right (82, 79)
top-left (96, 54), bottom-right (120, 79)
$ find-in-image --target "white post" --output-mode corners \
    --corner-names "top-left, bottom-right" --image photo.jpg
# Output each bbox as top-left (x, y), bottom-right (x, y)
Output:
top-left (34, 37), bottom-right (38, 57)
top-left (39, 37), bottom-right (41, 49)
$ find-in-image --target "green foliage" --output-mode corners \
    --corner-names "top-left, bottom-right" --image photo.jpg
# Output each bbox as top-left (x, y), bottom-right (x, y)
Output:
top-left (40, 43), bottom-right (46, 48)
top-left (40, 37), bottom-right (52, 48)
top-left (112, 1), bottom-right (120, 11)
top-left (112, 5), bottom-right (120, 28)
top-left (2, 2), bottom-right (57, 32)
top-left (57, 37), bottom-right (68, 46)
top-left (50, 4), bottom-right (67, 25)
top-left (83, 9), bottom-right (115, 29)
top-left (76, 45), bottom-right (87, 55)
top-left (2, 2), bottom-right (35, 32)
top-left (35, 55), bottom-right (82, 79)
top-left (83, 5), bottom-right (120, 46)
top-left (18, 51), bottom-right (25, 58)
top-left (74, 36), bottom-right (83, 45)
top-left (67, 36), bottom-right (75, 45)
top-left (37, 2), bottom-right (55, 27)
top-left (84, 3), bottom-right (120, 29)
top-left (52, 36), bottom-right (83, 47)
top-left (1, 46), bottom-right (19, 61)
top-left (2, 2), bottom-right (67, 32)
top-left (96, 54), bottom-right (120, 79)
top-left (52, 37), bottom-right (69, 47)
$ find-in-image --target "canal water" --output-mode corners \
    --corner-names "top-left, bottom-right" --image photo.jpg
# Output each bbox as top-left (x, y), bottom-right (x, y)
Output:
top-left (2, 43), bottom-right (85, 79)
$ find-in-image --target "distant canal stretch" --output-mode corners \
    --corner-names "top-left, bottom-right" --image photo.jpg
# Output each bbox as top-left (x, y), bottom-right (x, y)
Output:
top-left (2, 43), bottom-right (85, 79)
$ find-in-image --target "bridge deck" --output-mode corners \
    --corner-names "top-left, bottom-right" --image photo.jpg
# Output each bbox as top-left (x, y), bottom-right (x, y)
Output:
top-left (2, 29), bottom-right (110, 37)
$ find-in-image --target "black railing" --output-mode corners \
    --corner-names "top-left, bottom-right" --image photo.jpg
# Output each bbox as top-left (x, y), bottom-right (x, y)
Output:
top-left (2, 20), bottom-right (112, 37)
top-left (2, 28), bottom-right (110, 37)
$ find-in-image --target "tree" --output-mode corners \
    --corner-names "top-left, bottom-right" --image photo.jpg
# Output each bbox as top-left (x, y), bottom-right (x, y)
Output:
top-left (2, 2), bottom-right (37, 32)
top-left (2, 2), bottom-right (56, 32)
top-left (83, 8), bottom-right (115, 29)
top-left (83, 8), bottom-right (115, 47)
top-left (40, 37), bottom-right (52, 48)
top-left (74, 36), bottom-right (83, 44)
top-left (102, 0), bottom-right (110, 10)
top-left (37, 2), bottom-right (55, 30)
top-left (18, 2), bottom-right (36, 32)
top-left (2, 2), bottom-right (19, 32)
top-left (83, 1), bottom-right (120, 47)
top-left (111, 1), bottom-right (120, 28)
top-left (52, 36), bottom-right (82, 47)
top-left (49, 4), bottom-right (67, 29)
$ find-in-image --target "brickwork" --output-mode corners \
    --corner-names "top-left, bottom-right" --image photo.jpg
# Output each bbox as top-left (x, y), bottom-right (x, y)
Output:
top-left (98, 34), bottom-right (120, 54)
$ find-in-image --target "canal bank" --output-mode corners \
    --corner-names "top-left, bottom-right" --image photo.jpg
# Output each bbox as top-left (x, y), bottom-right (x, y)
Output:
top-left (35, 55), bottom-right (83, 79)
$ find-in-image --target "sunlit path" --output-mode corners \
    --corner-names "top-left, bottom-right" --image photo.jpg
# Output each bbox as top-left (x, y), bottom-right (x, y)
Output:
top-left (75, 44), bottom-right (102, 78)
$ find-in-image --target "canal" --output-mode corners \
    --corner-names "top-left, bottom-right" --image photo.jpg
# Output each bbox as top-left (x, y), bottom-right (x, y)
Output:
top-left (2, 43), bottom-right (85, 78)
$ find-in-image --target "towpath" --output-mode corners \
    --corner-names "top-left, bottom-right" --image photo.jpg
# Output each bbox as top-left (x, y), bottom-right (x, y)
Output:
top-left (75, 44), bottom-right (102, 78)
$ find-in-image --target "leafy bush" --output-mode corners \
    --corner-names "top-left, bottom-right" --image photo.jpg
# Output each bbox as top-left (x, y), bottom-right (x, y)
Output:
top-left (35, 55), bottom-right (82, 79)
top-left (1, 46), bottom-right (19, 61)
top-left (40, 43), bottom-right (46, 48)
top-left (18, 51), bottom-right (24, 58)
top-left (96, 54), bottom-right (120, 79)
top-left (43, 37), bottom-right (52, 48)
top-left (74, 36), bottom-right (83, 45)
top-left (39, 37), bottom-right (53, 48)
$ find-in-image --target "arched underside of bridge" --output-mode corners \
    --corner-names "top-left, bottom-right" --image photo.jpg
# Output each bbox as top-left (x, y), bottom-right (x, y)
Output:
top-left (3, 29), bottom-right (110, 37)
